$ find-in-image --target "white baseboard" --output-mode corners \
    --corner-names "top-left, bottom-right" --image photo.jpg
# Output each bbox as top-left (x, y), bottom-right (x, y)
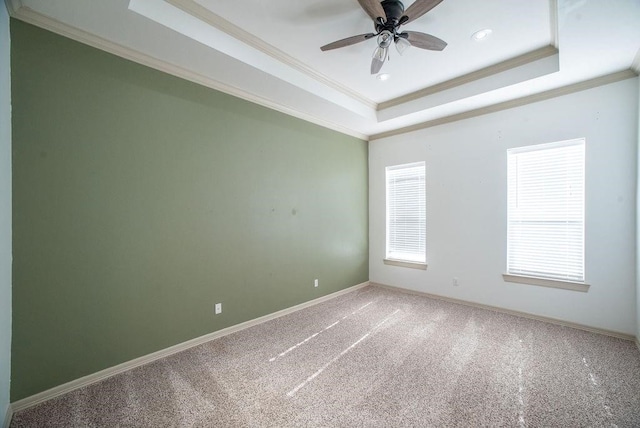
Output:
top-left (2, 404), bottom-right (12, 428)
top-left (10, 281), bottom-right (369, 413)
top-left (370, 282), bottom-right (636, 342)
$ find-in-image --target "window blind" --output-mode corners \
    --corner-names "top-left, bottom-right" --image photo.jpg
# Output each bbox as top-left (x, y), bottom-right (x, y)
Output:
top-left (507, 139), bottom-right (585, 282)
top-left (386, 162), bottom-right (426, 263)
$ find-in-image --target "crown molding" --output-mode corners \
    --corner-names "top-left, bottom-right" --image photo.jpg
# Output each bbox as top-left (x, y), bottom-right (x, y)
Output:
top-left (8, 0), bottom-right (634, 144)
top-left (379, 45), bottom-right (559, 112)
top-left (166, 0), bottom-right (377, 111)
top-left (631, 48), bottom-right (640, 74)
top-left (4, 0), bottom-right (22, 16)
top-left (370, 69), bottom-right (638, 141)
top-left (8, 5), bottom-right (368, 141)
top-left (378, 0), bottom-right (559, 113)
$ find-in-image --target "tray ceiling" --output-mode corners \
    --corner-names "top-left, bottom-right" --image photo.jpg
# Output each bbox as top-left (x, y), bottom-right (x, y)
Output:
top-left (7, 0), bottom-right (640, 139)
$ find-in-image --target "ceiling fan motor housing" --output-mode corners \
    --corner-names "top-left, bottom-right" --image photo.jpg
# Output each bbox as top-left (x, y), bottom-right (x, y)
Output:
top-left (376, 0), bottom-right (405, 33)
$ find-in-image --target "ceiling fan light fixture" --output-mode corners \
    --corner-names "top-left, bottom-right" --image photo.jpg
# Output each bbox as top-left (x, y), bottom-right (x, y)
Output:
top-left (320, 0), bottom-right (448, 73)
top-left (377, 30), bottom-right (393, 49)
top-left (471, 28), bottom-right (493, 41)
top-left (373, 45), bottom-right (388, 62)
top-left (395, 36), bottom-right (411, 55)
top-left (377, 73), bottom-right (391, 81)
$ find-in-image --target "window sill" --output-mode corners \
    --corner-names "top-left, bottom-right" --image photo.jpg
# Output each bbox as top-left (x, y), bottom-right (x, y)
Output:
top-left (502, 273), bottom-right (590, 292)
top-left (384, 259), bottom-right (427, 270)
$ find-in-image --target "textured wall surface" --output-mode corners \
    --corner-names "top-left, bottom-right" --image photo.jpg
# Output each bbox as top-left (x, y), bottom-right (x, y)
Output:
top-left (0, 4), bottom-right (12, 424)
top-left (370, 78), bottom-right (638, 335)
top-left (11, 20), bottom-right (368, 400)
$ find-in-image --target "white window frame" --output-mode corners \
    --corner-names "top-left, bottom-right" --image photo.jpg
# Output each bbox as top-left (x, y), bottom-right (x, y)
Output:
top-left (385, 162), bottom-right (427, 269)
top-left (503, 138), bottom-right (588, 292)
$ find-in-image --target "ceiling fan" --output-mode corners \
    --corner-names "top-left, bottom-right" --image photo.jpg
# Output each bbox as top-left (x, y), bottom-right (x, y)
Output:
top-left (320, 0), bottom-right (447, 74)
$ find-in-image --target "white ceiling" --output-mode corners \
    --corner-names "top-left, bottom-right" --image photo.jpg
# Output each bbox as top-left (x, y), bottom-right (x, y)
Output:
top-left (7, 0), bottom-right (640, 140)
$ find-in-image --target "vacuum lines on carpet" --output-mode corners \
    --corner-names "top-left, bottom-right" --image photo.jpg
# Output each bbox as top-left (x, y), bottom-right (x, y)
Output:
top-left (10, 286), bottom-right (640, 427)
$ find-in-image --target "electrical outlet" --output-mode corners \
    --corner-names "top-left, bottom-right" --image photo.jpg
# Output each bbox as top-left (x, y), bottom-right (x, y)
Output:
top-left (453, 277), bottom-right (459, 286)
top-left (314, 279), bottom-right (319, 288)
top-left (215, 303), bottom-right (222, 314)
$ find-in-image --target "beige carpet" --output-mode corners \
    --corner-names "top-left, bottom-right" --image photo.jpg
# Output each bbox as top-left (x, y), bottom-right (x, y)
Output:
top-left (10, 285), bottom-right (640, 427)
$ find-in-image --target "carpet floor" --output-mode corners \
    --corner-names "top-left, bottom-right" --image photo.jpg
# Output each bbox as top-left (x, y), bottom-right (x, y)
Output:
top-left (10, 285), bottom-right (640, 427)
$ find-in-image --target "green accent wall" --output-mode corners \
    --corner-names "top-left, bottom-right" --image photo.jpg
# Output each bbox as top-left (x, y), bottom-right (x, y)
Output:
top-left (11, 20), bottom-right (368, 401)
top-left (1, 3), bottom-right (13, 422)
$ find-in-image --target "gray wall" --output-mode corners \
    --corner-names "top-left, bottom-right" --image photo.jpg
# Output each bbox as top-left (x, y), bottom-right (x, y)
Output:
top-left (0, 4), bottom-right (12, 425)
top-left (11, 20), bottom-right (368, 400)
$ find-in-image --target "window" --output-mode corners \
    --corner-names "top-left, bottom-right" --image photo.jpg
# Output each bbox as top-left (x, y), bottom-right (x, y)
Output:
top-left (385, 162), bottom-right (426, 268)
top-left (505, 139), bottom-right (585, 287)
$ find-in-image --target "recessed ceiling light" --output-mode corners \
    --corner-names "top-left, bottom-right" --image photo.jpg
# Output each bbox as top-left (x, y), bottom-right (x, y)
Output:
top-left (471, 29), bottom-right (493, 41)
top-left (377, 73), bottom-right (390, 81)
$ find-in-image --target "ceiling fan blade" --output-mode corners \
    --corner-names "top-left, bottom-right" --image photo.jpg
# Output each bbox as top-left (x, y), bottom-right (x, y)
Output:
top-left (403, 31), bottom-right (447, 51)
top-left (401, 0), bottom-right (444, 25)
top-left (357, 0), bottom-right (386, 22)
top-left (321, 33), bottom-right (376, 51)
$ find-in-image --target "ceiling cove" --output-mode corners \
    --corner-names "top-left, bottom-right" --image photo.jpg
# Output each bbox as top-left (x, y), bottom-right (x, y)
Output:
top-left (5, 0), bottom-right (640, 140)
top-left (133, 0), bottom-right (560, 122)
